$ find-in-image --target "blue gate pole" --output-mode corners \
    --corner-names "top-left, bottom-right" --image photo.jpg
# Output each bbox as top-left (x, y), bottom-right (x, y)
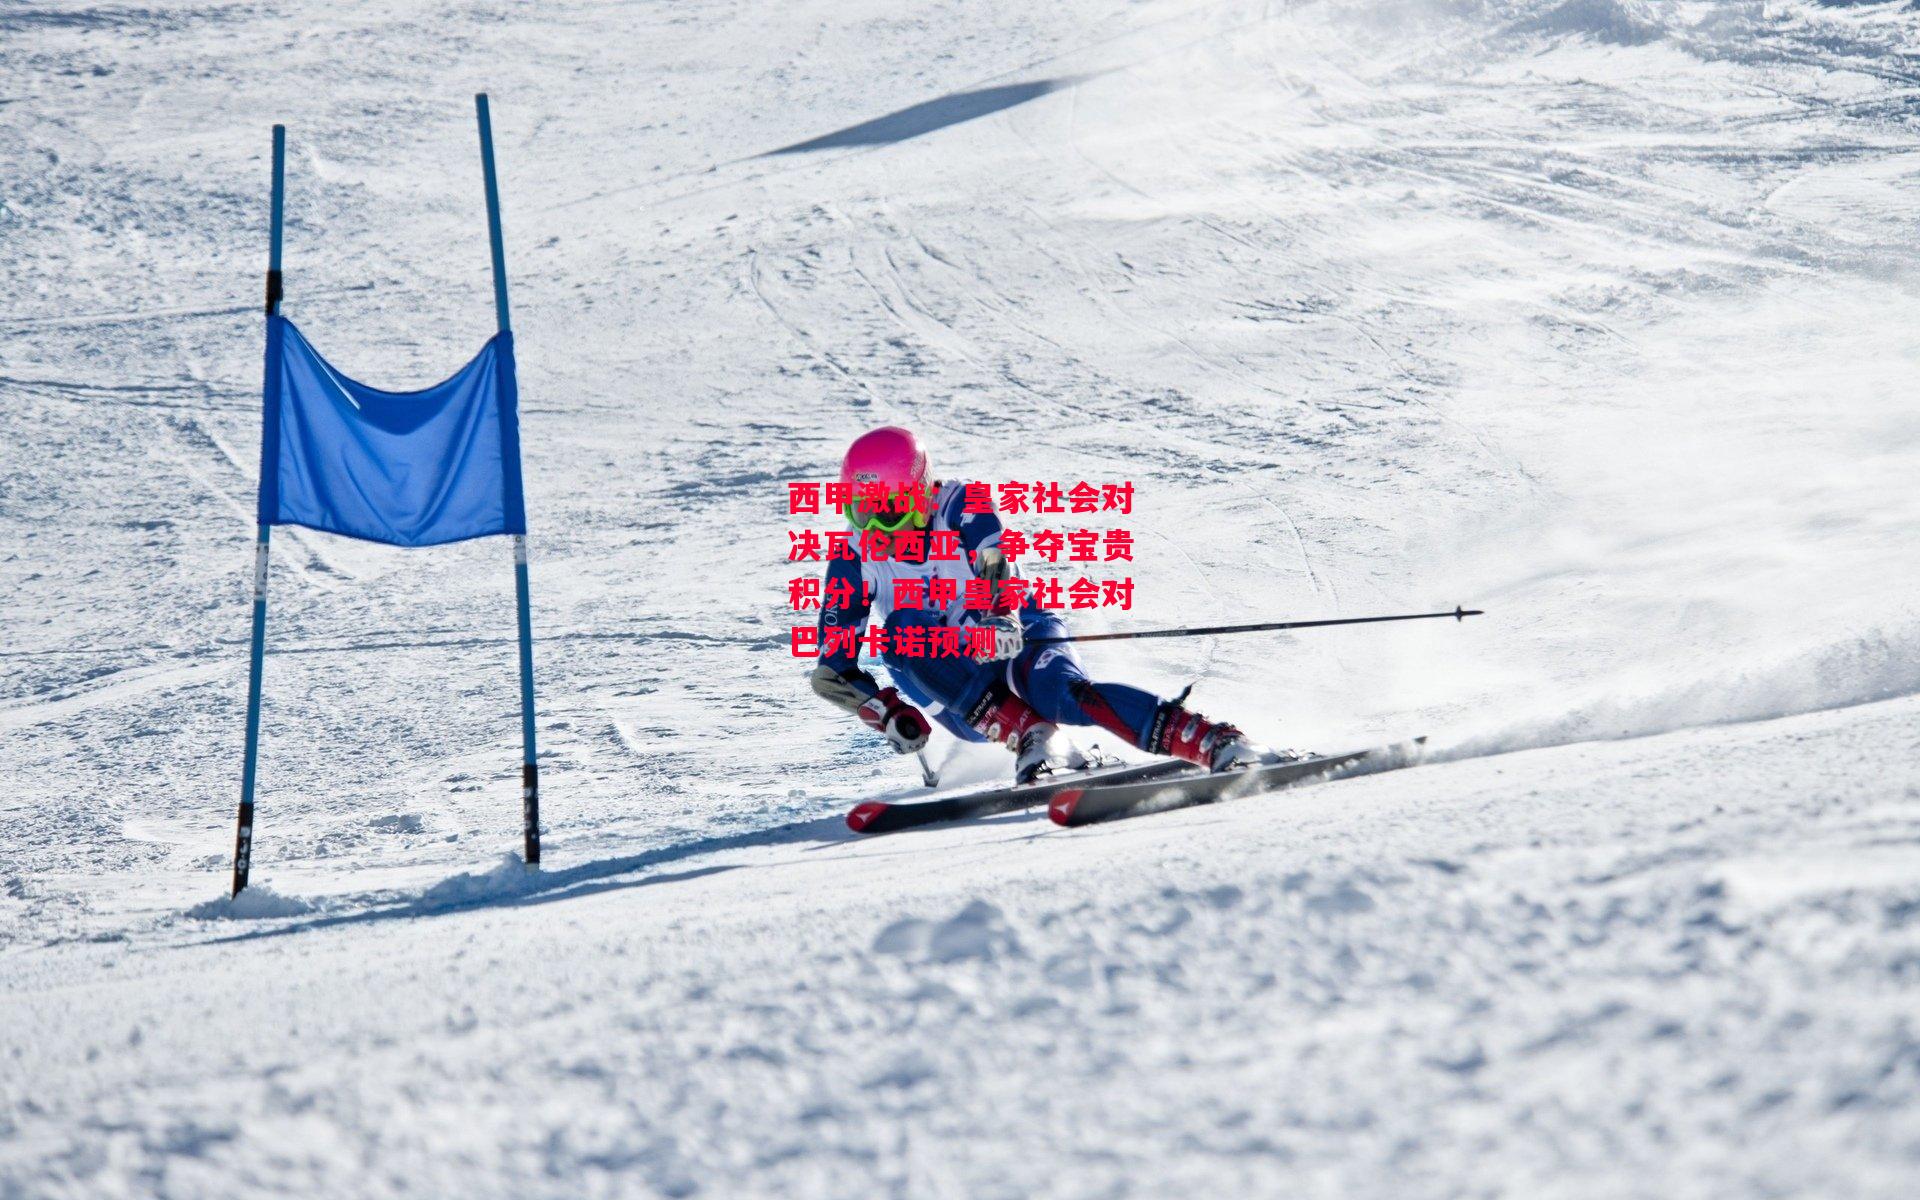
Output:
top-left (233, 123), bottom-right (286, 897)
top-left (477, 93), bottom-right (541, 866)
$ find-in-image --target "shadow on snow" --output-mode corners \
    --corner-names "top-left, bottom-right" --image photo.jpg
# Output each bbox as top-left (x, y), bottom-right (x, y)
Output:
top-left (764, 77), bottom-right (1085, 154)
top-left (187, 815), bottom-right (851, 945)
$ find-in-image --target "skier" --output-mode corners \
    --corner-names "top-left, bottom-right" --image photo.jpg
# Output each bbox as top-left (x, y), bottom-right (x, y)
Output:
top-left (807, 426), bottom-right (1302, 784)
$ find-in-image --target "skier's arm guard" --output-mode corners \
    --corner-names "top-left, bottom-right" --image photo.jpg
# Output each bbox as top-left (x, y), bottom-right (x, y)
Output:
top-left (974, 546), bottom-right (1012, 586)
top-left (811, 663), bottom-right (928, 753)
top-left (972, 546), bottom-right (1021, 615)
top-left (809, 662), bottom-right (883, 715)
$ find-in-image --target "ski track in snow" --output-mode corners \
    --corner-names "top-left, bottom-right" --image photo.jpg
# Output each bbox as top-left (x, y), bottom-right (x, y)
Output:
top-left (3, 0), bottom-right (1920, 1195)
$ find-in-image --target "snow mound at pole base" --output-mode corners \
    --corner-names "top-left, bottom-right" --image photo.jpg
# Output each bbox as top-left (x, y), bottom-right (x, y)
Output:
top-left (418, 853), bottom-right (545, 907)
top-left (185, 884), bottom-right (315, 921)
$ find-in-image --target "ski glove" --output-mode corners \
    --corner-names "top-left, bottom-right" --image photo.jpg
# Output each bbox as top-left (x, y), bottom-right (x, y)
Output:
top-left (972, 612), bottom-right (1024, 663)
top-left (857, 687), bottom-right (931, 754)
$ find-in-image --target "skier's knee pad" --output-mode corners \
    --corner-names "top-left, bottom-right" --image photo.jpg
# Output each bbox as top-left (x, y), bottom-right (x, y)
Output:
top-left (1010, 636), bottom-right (1090, 714)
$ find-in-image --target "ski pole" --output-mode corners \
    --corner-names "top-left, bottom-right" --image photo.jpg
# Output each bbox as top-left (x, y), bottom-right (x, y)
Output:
top-left (1027, 606), bottom-right (1482, 646)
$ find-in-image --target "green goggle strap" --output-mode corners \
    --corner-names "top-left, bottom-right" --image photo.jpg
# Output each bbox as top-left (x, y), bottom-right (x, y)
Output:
top-left (843, 499), bottom-right (927, 533)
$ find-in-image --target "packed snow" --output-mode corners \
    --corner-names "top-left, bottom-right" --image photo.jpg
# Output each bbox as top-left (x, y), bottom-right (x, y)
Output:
top-left (4, 0), bottom-right (1919, 1195)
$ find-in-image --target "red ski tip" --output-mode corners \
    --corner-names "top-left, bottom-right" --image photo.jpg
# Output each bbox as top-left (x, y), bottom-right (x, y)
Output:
top-left (847, 801), bottom-right (889, 833)
top-left (1048, 789), bottom-right (1084, 826)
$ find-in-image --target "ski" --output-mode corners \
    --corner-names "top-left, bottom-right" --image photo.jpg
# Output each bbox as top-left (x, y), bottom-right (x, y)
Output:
top-left (1048, 739), bottom-right (1425, 827)
top-left (847, 759), bottom-right (1198, 834)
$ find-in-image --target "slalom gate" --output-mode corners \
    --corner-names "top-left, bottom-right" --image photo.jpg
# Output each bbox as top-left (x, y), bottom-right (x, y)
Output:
top-left (230, 96), bottom-right (540, 896)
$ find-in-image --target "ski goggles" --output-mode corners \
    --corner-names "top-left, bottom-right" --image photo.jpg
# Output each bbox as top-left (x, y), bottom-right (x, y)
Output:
top-left (842, 494), bottom-right (930, 533)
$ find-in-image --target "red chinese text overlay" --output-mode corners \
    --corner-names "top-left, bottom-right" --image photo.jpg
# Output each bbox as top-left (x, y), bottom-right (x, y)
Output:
top-left (787, 480), bottom-right (1136, 658)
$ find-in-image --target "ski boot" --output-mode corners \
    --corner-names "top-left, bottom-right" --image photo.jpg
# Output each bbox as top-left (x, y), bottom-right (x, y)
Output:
top-left (967, 685), bottom-right (1089, 784)
top-left (1155, 701), bottom-right (1312, 773)
top-left (1014, 724), bottom-right (1090, 785)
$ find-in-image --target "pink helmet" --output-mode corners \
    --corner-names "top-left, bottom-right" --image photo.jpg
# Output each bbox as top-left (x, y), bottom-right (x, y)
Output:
top-left (839, 426), bottom-right (930, 530)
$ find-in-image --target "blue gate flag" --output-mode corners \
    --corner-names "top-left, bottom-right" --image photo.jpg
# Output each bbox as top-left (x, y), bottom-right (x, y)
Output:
top-left (258, 316), bottom-right (527, 547)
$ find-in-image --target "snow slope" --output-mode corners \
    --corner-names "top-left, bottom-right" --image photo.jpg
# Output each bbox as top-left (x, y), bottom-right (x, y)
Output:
top-left (3, 0), bottom-right (1919, 1195)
